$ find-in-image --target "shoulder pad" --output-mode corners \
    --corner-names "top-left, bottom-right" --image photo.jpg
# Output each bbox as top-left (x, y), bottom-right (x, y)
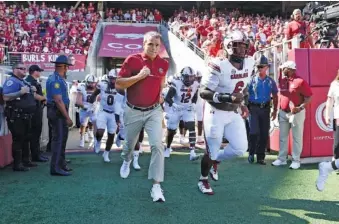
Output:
top-left (207, 58), bottom-right (221, 74)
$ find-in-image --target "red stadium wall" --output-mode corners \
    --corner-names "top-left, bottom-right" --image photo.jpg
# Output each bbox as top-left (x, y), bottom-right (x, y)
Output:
top-left (270, 48), bottom-right (339, 159)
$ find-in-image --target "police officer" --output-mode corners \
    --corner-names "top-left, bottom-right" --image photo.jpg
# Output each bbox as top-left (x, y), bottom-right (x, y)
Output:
top-left (46, 55), bottom-right (73, 176)
top-left (3, 63), bottom-right (38, 171)
top-left (25, 65), bottom-right (49, 162)
top-left (247, 55), bottom-right (278, 165)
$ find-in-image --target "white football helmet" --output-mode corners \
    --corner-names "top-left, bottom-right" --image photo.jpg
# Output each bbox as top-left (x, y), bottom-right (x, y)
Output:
top-left (195, 70), bottom-right (202, 83)
top-left (108, 69), bottom-right (118, 78)
top-left (84, 74), bottom-right (97, 83)
top-left (101, 74), bottom-right (108, 81)
top-left (179, 66), bottom-right (195, 87)
top-left (223, 30), bottom-right (249, 61)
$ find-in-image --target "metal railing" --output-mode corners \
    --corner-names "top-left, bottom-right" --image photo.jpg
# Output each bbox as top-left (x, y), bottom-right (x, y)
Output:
top-left (167, 24), bottom-right (301, 82)
top-left (104, 19), bottom-right (163, 24)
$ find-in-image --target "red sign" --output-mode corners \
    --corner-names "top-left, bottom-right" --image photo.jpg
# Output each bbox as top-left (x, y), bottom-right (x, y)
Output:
top-left (21, 53), bottom-right (86, 71)
top-left (98, 24), bottom-right (168, 58)
top-left (309, 87), bottom-right (333, 157)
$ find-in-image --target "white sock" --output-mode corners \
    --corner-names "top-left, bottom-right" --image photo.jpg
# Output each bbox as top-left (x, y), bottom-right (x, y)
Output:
top-left (200, 175), bottom-right (208, 180)
top-left (335, 159), bottom-right (339, 169)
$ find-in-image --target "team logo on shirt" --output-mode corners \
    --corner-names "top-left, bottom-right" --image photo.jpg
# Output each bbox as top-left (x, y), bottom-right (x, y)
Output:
top-left (6, 80), bottom-right (13, 86)
top-left (54, 83), bottom-right (60, 89)
top-left (159, 68), bottom-right (163, 74)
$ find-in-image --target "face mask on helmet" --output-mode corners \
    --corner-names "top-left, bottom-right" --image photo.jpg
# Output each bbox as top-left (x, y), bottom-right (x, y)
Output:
top-left (195, 71), bottom-right (202, 83)
top-left (180, 67), bottom-right (195, 87)
top-left (85, 75), bottom-right (97, 90)
top-left (224, 31), bottom-right (249, 63)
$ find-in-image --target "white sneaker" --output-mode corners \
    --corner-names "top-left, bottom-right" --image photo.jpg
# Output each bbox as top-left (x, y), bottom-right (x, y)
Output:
top-left (164, 147), bottom-right (171, 158)
top-left (116, 135), bottom-right (122, 148)
top-left (150, 184), bottom-right (165, 202)
top-left (316, 162), bottom-right (334, 192)
top-left (102, 151), bottom-right (110, 163)
top-left (209, 164), bottom-right (218, 181)
top-left (189, 149), bottom-right (200, 161)
top-left (84, 132), bottom-right (89, 143)
top-left (94, 139), bottom-right (101, 154)
top-left (120, 160), bottom-right (131, 179)
top-left (289, 161), bottom-right (300, 170)
top-left (198, 179), bottom-right (214, 195)
top-left (79, 136), bottom-right (85, 148)
top-left (133, 151), bottom-right (141, 170)
top-left (88, 131), bottom-right (94, 139)
top-left (271, 159), bottom-right (287, 166)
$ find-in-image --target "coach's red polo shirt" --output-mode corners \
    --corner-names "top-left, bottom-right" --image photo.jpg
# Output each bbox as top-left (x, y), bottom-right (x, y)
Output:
top-left (118, 53), bottom-right (169, 108)
top-left (279, 73), bottom-right (313, 111)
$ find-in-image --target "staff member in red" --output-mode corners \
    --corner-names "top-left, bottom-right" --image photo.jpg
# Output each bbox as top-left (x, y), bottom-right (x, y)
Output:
top-left (272, 61), bottom-right (312, 169)
top-left (285, 9), bottom-right (314, 49)
top-left (116, 31), bottom-right (169, 202)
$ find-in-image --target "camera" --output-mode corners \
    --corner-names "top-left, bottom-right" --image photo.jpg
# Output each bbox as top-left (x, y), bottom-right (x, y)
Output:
top-left (303, 2), bottom-right (339, 48)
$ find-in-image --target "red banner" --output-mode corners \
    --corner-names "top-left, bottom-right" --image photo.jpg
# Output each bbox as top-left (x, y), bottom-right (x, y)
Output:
top-left (21, 53), bottom-right (87, 71)
top-left (98, 24), bottom-right (168, 58)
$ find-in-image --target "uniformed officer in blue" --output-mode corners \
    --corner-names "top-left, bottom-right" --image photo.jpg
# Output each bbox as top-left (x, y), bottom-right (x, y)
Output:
top-left (25, 65), bottom-right (49, 163)
top-left (3, 63), bottom-right (38, 171)
top-left (46, 55), bottom-right (73, 176)
top-left (247, 55), bottom-right (278, 165)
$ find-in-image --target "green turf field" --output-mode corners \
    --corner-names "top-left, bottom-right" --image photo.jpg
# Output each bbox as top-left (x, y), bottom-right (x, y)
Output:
top-left (1, 152), bottom-right (339, 224)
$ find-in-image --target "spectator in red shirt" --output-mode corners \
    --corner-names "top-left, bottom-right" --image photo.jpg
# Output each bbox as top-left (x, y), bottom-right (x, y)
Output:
top-left (272, 61), bottom-right (312, 170)
top-left (116, 31), bottom-right (169, 203)
top-left (285, 9), bottom-right (314, 48)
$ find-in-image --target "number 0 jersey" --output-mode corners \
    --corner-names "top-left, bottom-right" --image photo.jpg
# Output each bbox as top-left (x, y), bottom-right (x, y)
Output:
top-left (77, 83), bottom-right (95, 110)
top-left (170, 78), bottom-right (199, 107)
top-left (202, 57), bottom-right (255, 95)
top-left (96, 81), bottom-right (117, 112)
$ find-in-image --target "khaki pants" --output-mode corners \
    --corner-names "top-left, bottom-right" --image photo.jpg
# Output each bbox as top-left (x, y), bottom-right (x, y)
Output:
top-left (278, 110), bottom-right (306, 162)
top-left (121, 105), bottom-right (164, 182)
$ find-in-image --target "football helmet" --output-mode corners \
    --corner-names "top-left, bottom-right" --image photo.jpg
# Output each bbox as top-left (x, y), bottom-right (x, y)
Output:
top-left (180, 66), bottom-right (195, 87)
top-left (195, 70), bottom-right (202, 83)
top-left (108, 68), bottom-right (118, 84)
top-left (84, 74), bottom-right (97, 89)
top-left (223, 30), bottom-right (249, 63)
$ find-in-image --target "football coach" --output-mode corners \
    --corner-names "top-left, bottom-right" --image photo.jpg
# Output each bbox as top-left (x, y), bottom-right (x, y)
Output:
top-left (116, 31), bottom-right (169, 202)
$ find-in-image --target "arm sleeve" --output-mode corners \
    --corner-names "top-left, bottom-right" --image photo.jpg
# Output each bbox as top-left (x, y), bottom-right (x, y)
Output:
top-left (118, 56), bottom-right (133, 78)
top-left (300, 80), bottom-right (313, 97)
top-left (3, 80), bottom-right (20, 95)
top-left (271, 79), bottom-right (278, 95)
top-left (165, 86), bottom-right (176, 106)
top-left (201, 60), bottom-right (221, 91)
top-left (328, 83), bottom-right (334, 98)
top-left (49, 80), bottom-right (63, 96)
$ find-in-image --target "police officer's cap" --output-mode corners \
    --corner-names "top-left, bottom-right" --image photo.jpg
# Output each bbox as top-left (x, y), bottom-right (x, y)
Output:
top-left (256, 55), bottom-right (269, 66)
top-left (51, 55), bottom-right (73, 66)
top-left (29, 65), bottom-right (44, 74)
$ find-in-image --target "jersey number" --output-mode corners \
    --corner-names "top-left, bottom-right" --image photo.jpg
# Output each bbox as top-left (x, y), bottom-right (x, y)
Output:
top-left (86, 95), bottom-right (91, 103)
top-left (233, 81), bottom-right (244, 93)
top-left (107, 95), bottom-right (114, 105)
top-left (181, 92), bottom-right (191, 103)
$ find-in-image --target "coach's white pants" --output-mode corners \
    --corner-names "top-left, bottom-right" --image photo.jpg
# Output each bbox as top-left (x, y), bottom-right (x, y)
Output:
top-left (203, 102), bottom-right (247, 161)
top-left (278, 110), bottom-right (306, 162)
top-left (195, 96), bottom-right (204, 122)
top-left (121, 105), bottom-right (164, 182)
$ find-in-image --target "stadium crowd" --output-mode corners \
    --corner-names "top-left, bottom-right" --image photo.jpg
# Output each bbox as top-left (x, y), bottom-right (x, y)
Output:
top-left (167, 6), bottom-right (336, 59)
top-left (0, 1), bottom-right (99, 56)
top-left (104, 7), bottom-right (163, 23)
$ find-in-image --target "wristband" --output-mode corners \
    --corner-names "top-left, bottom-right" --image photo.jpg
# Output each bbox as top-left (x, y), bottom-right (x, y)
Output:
top-left (213, 92), bottom-right (221, 103)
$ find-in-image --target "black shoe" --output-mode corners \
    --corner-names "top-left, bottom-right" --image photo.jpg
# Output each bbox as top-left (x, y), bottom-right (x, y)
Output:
top-left (23, 162), bottom-right (38, 167)
top-left (257, 160), bottom-right (266, 165)
top-left (13, 165), bottom-right (30, 172)
top-left (62, 166), bottom-right (73, 172)
top-left (32, 156), bottom-right (49, 162)
top-left (248, 154), bottom-right (254, 164)
top-left (50, 168), bottom-right (71, 176)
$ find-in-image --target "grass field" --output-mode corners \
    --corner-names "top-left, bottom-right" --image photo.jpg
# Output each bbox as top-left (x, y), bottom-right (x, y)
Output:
top-left (1, 150), bottom-right (339, 224)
